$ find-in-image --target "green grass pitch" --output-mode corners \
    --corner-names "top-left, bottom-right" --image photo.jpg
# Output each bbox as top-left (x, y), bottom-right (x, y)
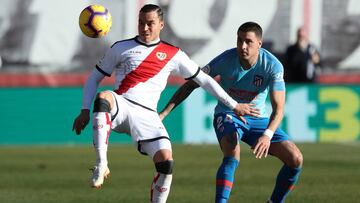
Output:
top-left (1, 143), bottom-right (359, 203)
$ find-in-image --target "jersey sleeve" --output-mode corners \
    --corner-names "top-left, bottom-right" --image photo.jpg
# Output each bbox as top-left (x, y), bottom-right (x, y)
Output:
top-left (175, 50), bottom-right (201, 79)
top-left (192, 71), bottom-right (237, 110)
top-left (96, 46), bottom-right (117, 76)
top-left (269, 61), bottom-right (286, 91)
top-left (202, 49), bottom-right (231, 77)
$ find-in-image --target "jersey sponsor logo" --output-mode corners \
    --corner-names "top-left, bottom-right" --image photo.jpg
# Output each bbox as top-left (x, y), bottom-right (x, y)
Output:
top-left (128, 50), bottom-right (142, 54)
top-left (229, 88), bottom-right (258, 102)
top-left (156, 52), bottom-right (167, 61)
top-left (253, 75), bottom-right (263, 87)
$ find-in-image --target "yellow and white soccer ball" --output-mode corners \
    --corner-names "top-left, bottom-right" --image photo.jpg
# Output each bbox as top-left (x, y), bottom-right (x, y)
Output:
top-left (79, 4), bottom-right (112, 38)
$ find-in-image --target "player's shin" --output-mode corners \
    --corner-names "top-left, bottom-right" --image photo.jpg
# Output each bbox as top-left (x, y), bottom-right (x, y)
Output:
top-left (215, 157), bottom-right (239, 203)
top-left (270, 165), bottom-right (302, 203)
top-left (92, 98), bottom-right (112, 167)
top-left (151, 160), bottom-right (174, 203)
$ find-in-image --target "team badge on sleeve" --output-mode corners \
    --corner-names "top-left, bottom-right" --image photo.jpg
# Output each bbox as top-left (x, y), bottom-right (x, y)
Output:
top-left (274, 72), bottom-right (284, 82)
top-left (253, 75), bottom-right (263, 87)
top-left (201, 65), bottom-right (211, 74)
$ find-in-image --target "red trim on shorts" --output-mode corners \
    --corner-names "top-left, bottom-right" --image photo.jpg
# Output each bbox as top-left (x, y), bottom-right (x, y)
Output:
top-left (115, 42), bottom-right (179, 94)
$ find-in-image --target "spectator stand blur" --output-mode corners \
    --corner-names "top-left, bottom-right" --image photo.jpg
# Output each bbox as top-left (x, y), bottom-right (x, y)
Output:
top-left (283, 27), bottom-right (322, 83)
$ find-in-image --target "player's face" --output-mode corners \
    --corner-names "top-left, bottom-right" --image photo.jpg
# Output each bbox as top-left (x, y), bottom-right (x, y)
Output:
top-left (138, 11), bottom-right (164, 43)
top-left (236, 31), bottom-right (262, 63)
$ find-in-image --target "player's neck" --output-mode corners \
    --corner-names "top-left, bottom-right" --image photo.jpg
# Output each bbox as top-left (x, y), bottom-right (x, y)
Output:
top-left (136, 36), bottom-right (160, 45)
top-left (239, 53), bottom-right (258, 70)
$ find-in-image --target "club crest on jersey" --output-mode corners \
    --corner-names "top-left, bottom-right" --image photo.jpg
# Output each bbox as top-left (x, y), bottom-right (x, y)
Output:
top-left (156, 52), bottom-right (167, 61)
top-left (253, 75), bottom-right (263, 87)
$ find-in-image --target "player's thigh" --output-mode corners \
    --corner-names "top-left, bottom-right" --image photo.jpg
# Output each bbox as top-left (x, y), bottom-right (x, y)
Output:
top-left (110, 95), bottom-right (131, 133)
top-left (213, 113), bottom-right (243, 159)
top-left (219, 133), bottom-right (240, 160)
top-left (269, 141), bottom-right (303, 168)
top-left (130, 106), bottom-right (168, 141)
top-left (141, 139), bottom-right (173, 162)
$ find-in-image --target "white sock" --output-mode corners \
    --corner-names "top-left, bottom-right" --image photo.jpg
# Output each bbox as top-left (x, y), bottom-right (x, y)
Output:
top-left (93, 112), bottom-right (111, 166)
top-left (151, 173), bottom-right (172, 203)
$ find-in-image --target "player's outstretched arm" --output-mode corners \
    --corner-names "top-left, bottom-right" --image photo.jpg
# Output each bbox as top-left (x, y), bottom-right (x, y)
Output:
top-left (159, 80), bottom-right (199, 120)
top-left (192, 70), bottom-right (259, 118)
top-left (72, 69), bottom-right (105, 134)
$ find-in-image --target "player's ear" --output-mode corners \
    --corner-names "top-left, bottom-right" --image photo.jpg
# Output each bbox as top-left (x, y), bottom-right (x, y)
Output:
top-left (160, 20), bottom-right (164, 30)
top-left (258, 40), bottom-right (262, 48)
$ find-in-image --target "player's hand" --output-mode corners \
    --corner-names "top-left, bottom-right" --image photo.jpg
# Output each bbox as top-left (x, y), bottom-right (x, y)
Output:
top-left (72, 109), bottom-right (90, 135)
top-left (252, 135), bottom-right (271, 159)
top-left (233, 103), bottom-right (260, 118)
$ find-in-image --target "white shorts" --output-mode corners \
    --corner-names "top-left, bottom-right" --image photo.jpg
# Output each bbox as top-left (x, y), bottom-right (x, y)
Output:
top-left (108, 91), bottom-right (172, 158)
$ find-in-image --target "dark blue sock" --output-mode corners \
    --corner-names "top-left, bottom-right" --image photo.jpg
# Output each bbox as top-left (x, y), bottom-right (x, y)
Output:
top-left (270, 165), bottom-right (302, 203)
top-left (215, 157), bottom-right (239, 203)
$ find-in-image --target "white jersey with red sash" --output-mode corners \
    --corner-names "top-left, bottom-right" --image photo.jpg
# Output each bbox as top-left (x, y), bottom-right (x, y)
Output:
top-left (96, 37), bottom-right (199, 111)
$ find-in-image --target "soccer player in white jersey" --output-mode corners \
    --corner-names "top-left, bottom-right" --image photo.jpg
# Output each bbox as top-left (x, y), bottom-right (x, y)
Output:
top-left (160, 22), bottom-right (303, 203)
top-left (72, 4), bottom-right (259, 203)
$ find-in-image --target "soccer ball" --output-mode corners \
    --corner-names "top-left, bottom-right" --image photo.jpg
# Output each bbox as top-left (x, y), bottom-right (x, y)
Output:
top-left (79, 4), bottom-right (112, 38)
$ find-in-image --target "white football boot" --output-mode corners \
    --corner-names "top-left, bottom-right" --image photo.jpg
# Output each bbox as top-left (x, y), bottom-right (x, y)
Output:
top-left (90, 165), bottom-right (110, 188)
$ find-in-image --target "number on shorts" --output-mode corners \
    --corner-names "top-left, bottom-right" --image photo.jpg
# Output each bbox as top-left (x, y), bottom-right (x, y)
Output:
top-left (216, 116), bottom-right (223, 130)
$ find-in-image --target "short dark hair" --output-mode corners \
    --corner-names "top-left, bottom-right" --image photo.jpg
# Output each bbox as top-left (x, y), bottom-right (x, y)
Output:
top-left (139, 4), bottom-right (164, 21)
top-left (237, 22), bottom-right (263, 39)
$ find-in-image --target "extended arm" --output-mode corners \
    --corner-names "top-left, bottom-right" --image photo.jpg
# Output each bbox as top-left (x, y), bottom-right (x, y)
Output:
top-left (160, 70), bottom-right (259, 120)
top-left (72, 69), bottom-right (105, 134)
top-left (159, 80), bottom-right (199, 120)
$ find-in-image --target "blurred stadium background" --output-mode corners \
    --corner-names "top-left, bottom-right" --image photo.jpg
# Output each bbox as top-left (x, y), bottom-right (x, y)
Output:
top-left (0, 0), bottom-right (359, 202)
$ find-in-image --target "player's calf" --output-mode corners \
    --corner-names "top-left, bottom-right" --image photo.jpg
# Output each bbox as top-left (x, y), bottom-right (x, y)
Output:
top-left (91, 97), bottom-right (113, 189)
top-left (151, 160), bottom-right (174, 203)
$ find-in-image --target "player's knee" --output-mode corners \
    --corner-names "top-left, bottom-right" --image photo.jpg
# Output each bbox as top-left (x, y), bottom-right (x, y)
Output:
top-left (222, 133), bottom-right (238, 146)
top-left (289, 151), bottom-right (303, 168)
top-left (93, 97), bottom-right (111, 113)
top-left (221, 133), bottom-right (240, 157)
top-left (295, 151), bottom-right (304, 167)
top-left (155, 160), bottom-right (174, 174)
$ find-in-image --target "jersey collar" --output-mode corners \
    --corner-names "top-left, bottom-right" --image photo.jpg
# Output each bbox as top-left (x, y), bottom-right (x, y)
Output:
top-left (135, 36), bottom-right (161, 47)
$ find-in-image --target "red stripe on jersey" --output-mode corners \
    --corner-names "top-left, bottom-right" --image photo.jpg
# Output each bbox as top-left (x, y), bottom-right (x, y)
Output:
top-left (115, 42), bottom-right (179, 95)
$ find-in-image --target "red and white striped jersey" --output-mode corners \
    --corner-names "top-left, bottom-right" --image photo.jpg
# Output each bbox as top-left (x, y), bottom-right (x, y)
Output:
top-left (96, 37), bottom-right (199, 111)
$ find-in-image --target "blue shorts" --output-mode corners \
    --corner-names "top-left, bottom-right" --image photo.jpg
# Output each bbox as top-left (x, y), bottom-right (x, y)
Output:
top-left (213, 112), bottom-right (289, 147)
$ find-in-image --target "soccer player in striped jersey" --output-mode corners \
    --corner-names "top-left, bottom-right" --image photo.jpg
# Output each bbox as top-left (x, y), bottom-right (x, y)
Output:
top-left (160, 22), bottom-right (303, 203)
top-left (72, 4), bottom-right (259, 203)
